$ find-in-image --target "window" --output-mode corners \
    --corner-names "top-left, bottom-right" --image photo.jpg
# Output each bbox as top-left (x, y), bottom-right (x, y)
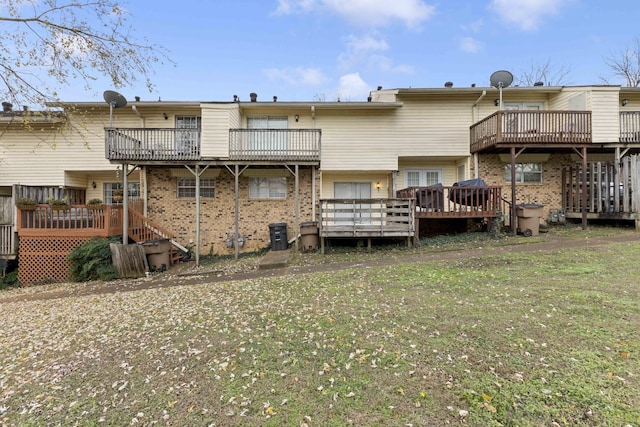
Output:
top-left (249, 177), bottom-right (287, 199)
top-left (104, 182), bottom-right (140, 204)
top-left (505, 163), bottom-right (543, 183)
top-left (177, 178), bottom-right (215, 198)
top-left (405, 169), bottom-right (442, 187)
top-left (176, 116), bottom-right (201, 156)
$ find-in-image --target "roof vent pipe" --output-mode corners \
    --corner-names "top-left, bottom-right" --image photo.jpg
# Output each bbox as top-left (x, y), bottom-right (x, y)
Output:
top-left (250, 92), bottom-right (257, 102)
top-left (273, 96), bottom-right (277, 102)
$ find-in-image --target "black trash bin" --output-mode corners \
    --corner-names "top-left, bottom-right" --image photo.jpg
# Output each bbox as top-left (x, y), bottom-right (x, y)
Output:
top-left (269, 223), bottom-right (288, 251)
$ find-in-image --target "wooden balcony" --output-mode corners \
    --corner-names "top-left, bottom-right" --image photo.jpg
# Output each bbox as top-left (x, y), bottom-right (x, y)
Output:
top-left (106, 128), bottom-right (201, 161)
top-left (396, 185), bottom-right (504, 219)
top-left (620, 111), bottom-right (640, 143)
top-left (229, 129), bottom-right (321, 162)
top-left (106, 128), bottom-right (322, 163)
top-left (470, 111), bottom-right (592, 153)
top-left (17, 205), bottom-right (123, 237)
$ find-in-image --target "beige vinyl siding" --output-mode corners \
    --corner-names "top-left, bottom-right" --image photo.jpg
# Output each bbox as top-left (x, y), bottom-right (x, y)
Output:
top-left (588, 88), bottom-right (621, 143)
top-left (318, 110), bottom-right (399, 171)
top-left (320, 171), bottom-right (390, 198)
top-left (394, 97), bottom-right (473, 158)
top-left (396, 160), bottom-right (460, 189)
top-left (548, 88), bottom-right (587, 110)
top-left (0, 115), bottom-right (113, 186)
top-left (201, 103), bottom-right (238, 158)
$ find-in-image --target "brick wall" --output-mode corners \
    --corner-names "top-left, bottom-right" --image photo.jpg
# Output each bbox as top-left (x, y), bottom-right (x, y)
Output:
top-left (146, 166), bottom-right (319, 255)
top-left (477, 153), bottom-right (576, 223)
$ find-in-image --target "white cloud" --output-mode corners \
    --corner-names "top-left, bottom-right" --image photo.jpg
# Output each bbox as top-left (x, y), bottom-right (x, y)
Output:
top-left (459, 36), bottom-right (483, 53)
top-left (273, 0), bottom-right (316, 15)
top-left (335, 72), bottom-right (371, 101)
top-left (338, 34), bottom-right (388, 70)
top-left (263, 66), bottom-right (329, 86)
top-left (461, 19), bottom-right (483, 33)
top-left (274, 0), bottom-right (436, 29)
top-left (489, 0), bottom-right (568, 31)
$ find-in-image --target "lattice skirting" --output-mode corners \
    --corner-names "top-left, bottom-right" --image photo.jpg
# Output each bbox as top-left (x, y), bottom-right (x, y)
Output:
top-left (18, 236), bottom-right (93, 285)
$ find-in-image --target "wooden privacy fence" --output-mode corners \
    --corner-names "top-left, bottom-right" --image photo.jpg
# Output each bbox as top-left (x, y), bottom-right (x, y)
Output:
top-left (562, 155), bottom-right (640, 215)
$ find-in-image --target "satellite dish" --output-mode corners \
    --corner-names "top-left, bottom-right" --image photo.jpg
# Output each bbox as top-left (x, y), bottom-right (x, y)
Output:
top-left (489, 70), bottom-right (513, 110)
top-left (103, 90), bottom-right (127, 127)
top-left (489, 70), bottom-right (513, 89)
top-left (103, 90), bottom-right (127, 108)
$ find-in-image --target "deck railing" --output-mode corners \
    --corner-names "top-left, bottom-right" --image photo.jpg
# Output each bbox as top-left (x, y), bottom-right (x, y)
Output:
top-left (0, 224), bottom-right (14, 256)
top-left (319, 198), bottom-right (414, 238)
top-left (106, 128), bottom-right (201, 161)
top-left (17, 205), bottom-right (123, 237)
top-left (396, 185), bottom-right (504, 218)
top-left (620, 111), bottom-right (640, 142)
top-left (470, 111), bottom-right (592, 152)
top-left (229, 129), bottom-right (321, 161)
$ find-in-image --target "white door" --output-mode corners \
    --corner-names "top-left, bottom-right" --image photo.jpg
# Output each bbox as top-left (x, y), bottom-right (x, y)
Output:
top-left (503, 103), bottom-right (543, 136)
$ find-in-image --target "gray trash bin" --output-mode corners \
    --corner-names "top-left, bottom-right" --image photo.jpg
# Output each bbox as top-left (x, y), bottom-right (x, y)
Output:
top-left (269, 223), bottom-right (288, 251)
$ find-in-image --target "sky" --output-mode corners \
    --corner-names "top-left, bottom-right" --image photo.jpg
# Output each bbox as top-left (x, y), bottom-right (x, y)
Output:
top-left (57, 0), bottom-right (640, 103)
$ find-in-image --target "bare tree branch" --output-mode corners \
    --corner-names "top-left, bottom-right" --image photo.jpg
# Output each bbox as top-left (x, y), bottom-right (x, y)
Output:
top-left (0, 0), bottom-right (172, 107)
top-left (602, 37), bottom-right (640, 87)
top-left (516, 59), bottom-right (571, 86)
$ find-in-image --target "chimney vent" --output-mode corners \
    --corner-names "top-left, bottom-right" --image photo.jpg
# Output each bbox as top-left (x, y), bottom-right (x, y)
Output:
top-left (273, 96), bottom-right (277, 102)
top-left (444, 82), bottom-right (453, 88)
top-left (249, 92), bottom-right (258, 102)
top-left (2, 102), bottom-right (13, 112)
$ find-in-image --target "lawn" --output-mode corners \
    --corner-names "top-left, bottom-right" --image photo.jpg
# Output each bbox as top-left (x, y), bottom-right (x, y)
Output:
top-left (1, 228), bottom-right (639, 426)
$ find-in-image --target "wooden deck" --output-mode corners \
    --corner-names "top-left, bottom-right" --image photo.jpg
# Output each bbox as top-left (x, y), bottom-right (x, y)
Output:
top-left (470, 111), bottom-right (592, 153)
top-left (396, 185), bottom-right (504, 219)
top-left (16, 205), bottom-right (123, 237)
top-left (319, 198), bottom-right (415, 252)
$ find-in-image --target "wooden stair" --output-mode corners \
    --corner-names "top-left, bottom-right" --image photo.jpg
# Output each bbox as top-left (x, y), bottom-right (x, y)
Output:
top-left (128, 209), bottom-right (189, 265)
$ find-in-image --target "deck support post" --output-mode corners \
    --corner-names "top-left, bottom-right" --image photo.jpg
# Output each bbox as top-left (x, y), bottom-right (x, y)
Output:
top-left (510, 147), bottom-right (517, 236)
top-left (122, 162), bottom-right (129, 244)
top-left (224, 164), bottom-right (248, 260)
top-left (581, 147), bottom-right (588, 230)
top-left (185, 164), bottom-right (209, 266)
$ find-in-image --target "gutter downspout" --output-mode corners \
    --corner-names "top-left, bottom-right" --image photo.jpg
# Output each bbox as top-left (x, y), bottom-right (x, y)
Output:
top-left (472, 90), bottom-right (486, 179)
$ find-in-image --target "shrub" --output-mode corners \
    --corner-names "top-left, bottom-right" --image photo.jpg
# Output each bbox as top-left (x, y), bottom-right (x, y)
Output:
top-left (67, 236), bottom-right (120, 282)
top-left (15, 197), bottom-right (37, 206)
top-left (0, 270), bottom-right (19, 289)
top-left (87, 198), bottom-right (104, 206)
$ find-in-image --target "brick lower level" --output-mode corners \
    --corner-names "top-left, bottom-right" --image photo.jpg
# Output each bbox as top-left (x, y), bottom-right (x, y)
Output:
top-left (145, 166), bottom-right (319, 255)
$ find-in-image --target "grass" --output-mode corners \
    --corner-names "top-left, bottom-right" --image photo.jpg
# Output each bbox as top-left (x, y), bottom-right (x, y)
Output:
top-left (1, 226), bottom-right (639, 426)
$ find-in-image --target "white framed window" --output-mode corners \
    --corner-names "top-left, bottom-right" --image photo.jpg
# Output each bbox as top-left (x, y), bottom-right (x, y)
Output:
top-left (405, 169), bottom-right (442, 187)
top-left (505, 163), bottom-right (543, 183)
top-left (177, 178), bottom-right (215, 198)
top-left (104, 182), bottom-right (140, 204)
top-left (249, 177), bottom-right (287, 199)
